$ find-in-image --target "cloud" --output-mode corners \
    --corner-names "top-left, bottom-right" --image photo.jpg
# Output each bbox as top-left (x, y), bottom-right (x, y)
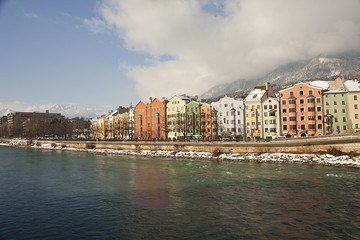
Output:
top-left (23, 11), bottom-right (38, 18)
top-left (86, 0), bottom-right (360, 99)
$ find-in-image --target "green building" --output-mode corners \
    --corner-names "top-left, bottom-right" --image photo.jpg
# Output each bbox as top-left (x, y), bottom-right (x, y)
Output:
top-left (323, 76), bottom-right (350, 135)
top-left (185, 101), bottom-right (201, 138)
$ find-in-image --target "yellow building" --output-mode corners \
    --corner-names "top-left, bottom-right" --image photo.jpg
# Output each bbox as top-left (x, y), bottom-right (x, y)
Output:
top-left (96, 117), bottom-right (105, 140)
top-left (167, 95), bottom-right (190, 140)
top-left (345, 79), bottom-right (360, 132)
top-left (244, 83), bottom-right (275, 141)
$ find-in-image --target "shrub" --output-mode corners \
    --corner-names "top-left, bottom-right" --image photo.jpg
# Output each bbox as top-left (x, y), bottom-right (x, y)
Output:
top-left (212, 148), bottom-right (223, 157)
top-left (51, 142), bottom-right (57, 148)
top-left (61, 144), bottom-right (67, 148)
top-left (86, 143), bottom-right (96, 149)
top-left (327, 147), bottom-right (344, 156)
top-left (36, 142), bottom-right (41, 147)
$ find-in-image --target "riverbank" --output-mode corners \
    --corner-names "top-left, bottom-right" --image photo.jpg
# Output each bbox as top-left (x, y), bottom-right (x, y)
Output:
top-left (2, 139), bottom-right (360, 168)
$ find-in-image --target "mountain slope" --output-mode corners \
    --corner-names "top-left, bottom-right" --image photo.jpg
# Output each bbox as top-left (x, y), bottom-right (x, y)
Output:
top-left (201, 54), bottom-right (360, 99)
top-left (0, 104), bottom-right (107, 119)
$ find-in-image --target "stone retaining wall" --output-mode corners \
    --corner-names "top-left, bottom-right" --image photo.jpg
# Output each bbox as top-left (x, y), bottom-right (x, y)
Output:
top-left (38, 134), bottom-right (360, 155)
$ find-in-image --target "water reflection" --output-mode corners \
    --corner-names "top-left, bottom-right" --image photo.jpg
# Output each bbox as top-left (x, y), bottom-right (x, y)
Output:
top-left (0, 146), bottom-right (360, 239)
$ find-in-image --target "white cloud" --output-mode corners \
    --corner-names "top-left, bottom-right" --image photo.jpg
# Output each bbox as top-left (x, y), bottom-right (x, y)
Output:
top-left (23, 11), bottom-right (38, 18)
top-left (86, 0), bottom-right (360, 99)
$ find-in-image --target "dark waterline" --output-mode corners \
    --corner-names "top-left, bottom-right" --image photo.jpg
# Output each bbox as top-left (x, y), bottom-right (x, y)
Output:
top-left (0, 146), bottom-right (359, 239)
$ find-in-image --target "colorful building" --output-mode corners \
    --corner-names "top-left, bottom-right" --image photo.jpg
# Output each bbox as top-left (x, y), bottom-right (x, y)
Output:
top-left (166, 95), bottom-right (190, 140)
top-left (200, 103), bottom-right (212, 140)
top-left (279, 81), bottom-right (327, 138)
top-left (211, 96), bottom-right (245, 140)
top-left (262, 97), bottom-right (280, 140)
top-left (185, 101), bottom-right (201, 139)
top-left (345, 79), bottom-right (360, 133)
top-left (245, 83), bottom-right (275, 141)
top-left (323, 76), bottom-right (350, 135)
top-left (134, 97), bottom-right (168, 140)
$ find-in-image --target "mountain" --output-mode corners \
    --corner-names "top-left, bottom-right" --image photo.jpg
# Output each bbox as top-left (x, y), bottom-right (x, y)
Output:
top-left (0, 103), bottom-right (107, 119)
top-left (201, 53), bottom-right (360, 99)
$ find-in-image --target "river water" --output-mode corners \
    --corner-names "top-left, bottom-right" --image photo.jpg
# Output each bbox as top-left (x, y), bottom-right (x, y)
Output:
top-left (0, 146), bottom-right (359, 239)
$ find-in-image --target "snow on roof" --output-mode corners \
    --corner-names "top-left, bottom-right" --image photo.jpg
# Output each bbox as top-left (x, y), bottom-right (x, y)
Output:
top-left (344, 79), bottom-right (360, 92)
top-left (307, 80), bottom-right (329, 90)
top-left (245, 87), bottom-right (266, 101)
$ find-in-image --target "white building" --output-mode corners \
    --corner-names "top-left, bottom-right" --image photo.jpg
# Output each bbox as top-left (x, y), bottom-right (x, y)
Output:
top-left (128, 107), bottom-right (135, 140)
top-left (211, 96), bottom-right (245, 140)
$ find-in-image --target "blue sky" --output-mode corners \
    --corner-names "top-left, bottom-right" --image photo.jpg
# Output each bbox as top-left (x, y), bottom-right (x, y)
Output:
top-left (1, 0), bottom-right (360, 114)
top-left (0, 0), bottom-right (142, 109)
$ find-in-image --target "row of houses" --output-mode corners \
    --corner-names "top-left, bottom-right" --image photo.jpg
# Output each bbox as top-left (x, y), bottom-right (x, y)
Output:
top-left (90, 76), bottom-right (360, 141)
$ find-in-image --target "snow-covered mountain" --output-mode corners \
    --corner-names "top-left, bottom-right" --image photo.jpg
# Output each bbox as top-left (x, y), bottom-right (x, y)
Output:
top-left (0, 103), bottom-right (107, 119)
top-left (201, 53), bottom-right (360, 99)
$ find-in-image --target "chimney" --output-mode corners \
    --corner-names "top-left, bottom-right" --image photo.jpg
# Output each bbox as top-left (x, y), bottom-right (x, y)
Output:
top-left (265, 82), bottom-right (269, 90)
top-left (149, 97), bottom-right (153, 102)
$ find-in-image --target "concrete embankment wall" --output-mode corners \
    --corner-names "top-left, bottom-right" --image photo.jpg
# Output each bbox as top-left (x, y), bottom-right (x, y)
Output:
top-left (37, 134), bottom-right (360, 155)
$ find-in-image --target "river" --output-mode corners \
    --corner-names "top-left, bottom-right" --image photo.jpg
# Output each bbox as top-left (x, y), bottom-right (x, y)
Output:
top-left (0, 146), bottom-right (359, 239)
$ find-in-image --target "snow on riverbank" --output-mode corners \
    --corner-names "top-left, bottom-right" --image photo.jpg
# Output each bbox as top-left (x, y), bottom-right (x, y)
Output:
top-left (2, 140), bottom-right (360, 167)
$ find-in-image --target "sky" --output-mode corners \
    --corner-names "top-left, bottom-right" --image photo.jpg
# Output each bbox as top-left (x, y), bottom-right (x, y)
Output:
top-left (1, 0), bottom-right (360, 113)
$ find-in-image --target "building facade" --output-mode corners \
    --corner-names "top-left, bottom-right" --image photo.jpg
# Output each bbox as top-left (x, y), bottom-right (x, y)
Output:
top-left (262, 97), bottom-right (280, 140)
top-left (211, 96), bottom-right (245, 140)
top-left (185, 101), bottom-right (201, 138)
top-left (245, 83), bottom-right (275, 141)
top-left (134, 98), bottom-right (168, 140)
top-left (279, 82), bottom-right (326, 137)
top-left (345, 79), bottom-right (360, 133)
top-left (200, 103), bottom-right (212, 140)
top-left (166, 95), bottom-right (190, 140)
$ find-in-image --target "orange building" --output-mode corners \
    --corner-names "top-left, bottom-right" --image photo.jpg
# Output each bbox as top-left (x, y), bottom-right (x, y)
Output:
top-left (114, 114), bottom-right (122, 139)
top-left (279, 82), bottom-right (325, 137)
top-left (200, 103), bottom-right (212, 140)
top-left (134, 97), bottom-right (168, 140)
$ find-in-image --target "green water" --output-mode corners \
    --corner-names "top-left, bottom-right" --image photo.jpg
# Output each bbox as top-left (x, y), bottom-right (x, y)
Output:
top-left (0, 146), bottom-right (359, 239)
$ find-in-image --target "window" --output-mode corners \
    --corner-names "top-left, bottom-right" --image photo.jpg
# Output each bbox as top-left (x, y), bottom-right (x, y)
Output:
top-left (300, 90), bottom-right (304, 96)
top-left (326, 102), bottom-right (329, 106)
top-left (283, 108), bottom-right (287, 113)
top-left (343, 126), bottom-right (347, 131)
top-left (301, 124), bottom-right (306, 130)
top-left (317, 115), bottom-right (322, 120)
top-left (290, 91), bottom-right (294, 96)
top-left (334, 101), bottom-right (337, 105)
top-left (257, 105), bottom-right (260, 109)
top-left (300, 116), bottom-right (305, 121)
top-left (290, 116), bottom-right (296, 121)
top-left (309, 116), bottom-right (315, 120)
top-left (264, 112), bottom-right (267, 117)
top-left (355, 104), bottom-right (358, 109)
top-left (308, 98), bottom-right (315, 103)
top-left (343, 117), bottom-right (346, 122)
top-left (269, 105), bottom-right (273, 109)
top-left (342, 109), bottom-right (346, 113)
top-left (317, 107), bottom-right (321, 112)
top-left (283, 125), bottom-right (288, 130)
top-left (283, 117), bottom-right (287, 122)
top-left (308, 107), bottom-right (315, 112)
top-left (290, 125), bottom-right (297, 130)
top-left (355, 96), bottom-right (358, 100)
top-left (224, 104), bottom-right (228, 107)
top-left (274, 105), bottom-right (277, 109)
top-left (265, 120), bottom-right (268, 124)
top-left (309, 90), bottom-right (313, 95)
top-left (289, 99), bottom-right (296, 104)
top-left (318, 124), bottom-right (322, 129)
top-left (264, 105), bottom-right (267, 110)
top-left (309, 124), bottom-right (315, 130)
top-left (342, 101), bottom-right (345, 105)
top-left (334, 109), bottom-right (337, 114)
top-left (282, 100), bottom-right (286, 105)
top-left (355, 114), bottom-right (359, 119)
top-left (317, 98), bottom-right (321, 103)
top-left (300, 99), bottom-right (304, 104)
top-left (335, 117), bottom-right (338, 122)
top-left (290, 108), bottom-right (296, 112)
top-left (300, 107), bottom-right (305, 112)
